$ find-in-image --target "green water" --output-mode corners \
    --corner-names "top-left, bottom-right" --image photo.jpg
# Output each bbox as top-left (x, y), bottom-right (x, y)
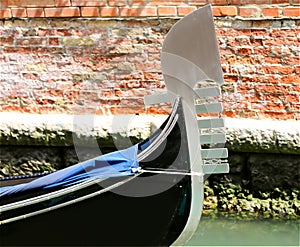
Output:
top-left (185, 215), bottom-right (299, 246)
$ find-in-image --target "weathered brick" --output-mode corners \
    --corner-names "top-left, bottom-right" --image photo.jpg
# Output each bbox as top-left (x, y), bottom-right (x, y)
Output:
top-left (281, 94), bottom-right (300, 104)
top-left (81, 7), bottom-right (99, 17)
top-left (16, 37), bottom-right (48, 46)
top-left (262, 66), bottom-right (294, 75)
top-left (0, 36), bottom-right (14, 45)
top-left (212, 6), bottom-right (237, 17)
top-left (71, 0), bottom-right (106, 6)
top-left (270, 0), bottom-right (290, 4)
top-left (262, 8), bottom-right (280, 17)
top-left (239, 7), bottom-right (261, 18)
top-left (44, 7), bottom-right (80, 17)
top-left (283, 56), bottom-right (300, 66)
top-left (231, 0), bottom-right (269, 4)
top-left (263, 57), bottom-right (282, 64)
top-left (255, 85), bottom-right (291, 94)
top-left (177, 6), bottom-right (197, 16)
top-left (11, 7), bottom-right (27, 17)
top-left (158, 6), bottom-right (176, 16)
top-left (283, 7), bottom-right (300, 17)
top-left (108, 0), bottom-right (127, 6)
top-left (54, 29), bottom-right (73, 36)
top-left (6, 0), bottom-right (55, 7)
top-left (128, 0), bottom-right (148, 5)
top-left (55, 0), bottom-right (70, 7)
top-left (99, 7), bottom-right (118, 16)
top-left (3, 46), bottom-right (31, 54)
top-left (188, 0), bottom-right (206, 5)
top-left (0, 9), bottom-right (12, 18)
top-left (208, 0), bottom-right (228, 5)
top-left (237, 47), bottom-right (253, 56)
top-left (119, 7), bottom-right (157, 17)
top-left (281, 75), bottom-right (300, 84)
top-left (62, 37), bottom-right (95, 46)
top-left (148, 0), bottom-right (185, 5)
top-left (27, 8), bottom-right (45, 17)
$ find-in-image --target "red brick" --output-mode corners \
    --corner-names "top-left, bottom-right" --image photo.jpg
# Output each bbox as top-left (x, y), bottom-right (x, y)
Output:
top-left (0, 36), bottom-right (14, 45)
top-left (256, 85), bottom-right (291, 94)
top-left (262, 66), bottom-right (294, 75)
top-left (290, 104), bottom-right (300, 112)
top-left (188, 0), bottom-right (206, 5)
top-left (283, 56), bottom-right (299, 66)
top-left (283, 7), bottom-right (300, 17)
top-left (119, 7), bottom-right (157, 17)
top-left (158, 6), bottom-right (176, 16)
top-left (49, 38), bottom-right (59, 45)
top-left (53, 29), bottom-right (72, 36)
top-left (208, 0), bottom-right (228, 4)
top-left (270, 29), bottom-right (297, 38)
top-left (55, 0), bottom-right (70, 7)
top-left (265, 102), bottom-right (286, 111)
top-left (239, 7), bottom-right (260, 18)
top-left (71, 0), bottom-right (106, 6)
top-left (108, 0), bottom-right (127, 6)
top-left (270, 0), bottom-right (290, 4)
top-left (99, 7), bottom-right (118, 16)
top-left (231, 0), bottom-right (269, 4)
top-left (260, 112), bottom-right (295, 120)
top-left (177, 6), bottom-right (197, 16)
top-left (254, 47), bottom-right (271, 56)
top-left (128, 0), bottom-right (148, 5)
top-left (81, 7), bottom-right (99, 17)
top-left (251, 29), bottom-right (269, 36)
top-left (262, 94), bottom-right (281, 102)
top-left (0, 8), bottom-right (12, 18)
top-left (148, 0), bottom-right (185, 5)
top-left (4, 46), bottom-right (31, 54)
top-left (6, 0), bottom-right (55, 7)
top-left (281, 75), bottom-right (300, 84)
top-left (38, 28), bottom-right (53, 36)
top-left (262, 8), bottom-right (279, 17)
top-left (281, 94), bottom-right (299, 104)
top-left (294, 85), bottom-right (300, 93)
top-left (27, 8), bottom-right (44, 17)
top-left (44, 7), bottom-right (80, 17)
top-left (264, 57), bottom-right (282, 64)
top-left (16, 37), bottom-right (47, 46)
top-left (224, 74), bottom-right (239, 82)
top-left (11, 7), bottom-right (27, 17)
top-left (212, 6), bottom-right (237, 17)
top-left (237, 47), bottom-right (253, 56)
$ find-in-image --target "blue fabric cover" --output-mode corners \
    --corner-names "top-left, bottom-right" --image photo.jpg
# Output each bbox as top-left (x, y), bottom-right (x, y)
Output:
top-left (0, 144), bottom-right (139, 197)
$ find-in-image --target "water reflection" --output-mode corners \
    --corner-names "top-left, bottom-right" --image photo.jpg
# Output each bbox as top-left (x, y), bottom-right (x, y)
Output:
top-left (185, 215), bottom-right (299, 246)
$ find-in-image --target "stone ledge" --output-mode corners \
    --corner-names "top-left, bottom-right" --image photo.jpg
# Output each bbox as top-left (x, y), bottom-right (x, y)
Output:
top-left (0, 113), bottom-right (299, 154)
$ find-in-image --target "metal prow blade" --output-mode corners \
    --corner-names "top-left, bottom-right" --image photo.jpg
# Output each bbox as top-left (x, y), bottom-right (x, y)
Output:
top-left (161, 4), bottom-right (223, 90)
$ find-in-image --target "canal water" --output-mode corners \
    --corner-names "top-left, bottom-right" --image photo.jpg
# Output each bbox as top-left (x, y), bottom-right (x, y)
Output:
top-left (185, 215), bottom-right (299, 246)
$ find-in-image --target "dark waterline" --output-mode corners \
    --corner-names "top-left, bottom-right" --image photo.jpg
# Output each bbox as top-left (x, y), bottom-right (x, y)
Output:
top-left (185, 215), bottom-right (299, 246)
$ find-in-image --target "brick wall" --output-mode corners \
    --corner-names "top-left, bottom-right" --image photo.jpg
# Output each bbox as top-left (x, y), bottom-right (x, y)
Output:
top-left (0, 1), bottom-right (299, 120)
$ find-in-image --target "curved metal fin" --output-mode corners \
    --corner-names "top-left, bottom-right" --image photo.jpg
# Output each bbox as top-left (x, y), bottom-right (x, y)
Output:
top-left (161, 4), bottom-right (224, 87)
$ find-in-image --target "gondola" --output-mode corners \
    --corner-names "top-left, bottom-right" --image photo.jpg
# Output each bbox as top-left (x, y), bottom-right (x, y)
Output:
top-left (0, 5), bottom-right (228, 246)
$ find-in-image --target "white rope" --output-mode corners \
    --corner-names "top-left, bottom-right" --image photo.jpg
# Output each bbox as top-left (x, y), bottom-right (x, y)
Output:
top-left (133, 167), bottom-right (204, 177)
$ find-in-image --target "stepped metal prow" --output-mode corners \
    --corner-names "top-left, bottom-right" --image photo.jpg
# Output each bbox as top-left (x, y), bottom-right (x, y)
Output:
top-left (144, 4), bottom-right (229, 246)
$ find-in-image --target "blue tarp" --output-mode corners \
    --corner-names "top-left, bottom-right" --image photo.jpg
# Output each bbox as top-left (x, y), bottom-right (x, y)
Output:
top-left (0, 144), bottom-right (139, 197)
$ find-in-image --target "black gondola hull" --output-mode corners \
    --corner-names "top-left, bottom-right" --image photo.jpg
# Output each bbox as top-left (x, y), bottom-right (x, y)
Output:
top-left (0, 98), bottom-right (192, 246)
